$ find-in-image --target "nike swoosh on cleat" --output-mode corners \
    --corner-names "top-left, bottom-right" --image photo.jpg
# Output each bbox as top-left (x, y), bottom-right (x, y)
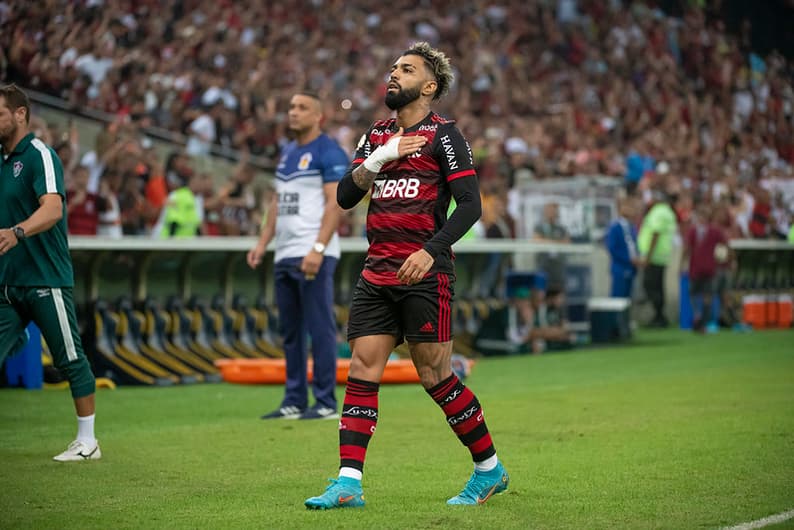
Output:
top-left (477, 484), bottom-right (499, 504)
top-left (78, 447), bottom-right (98, 459)
top-left (338, 495), bottom-right (356, 504)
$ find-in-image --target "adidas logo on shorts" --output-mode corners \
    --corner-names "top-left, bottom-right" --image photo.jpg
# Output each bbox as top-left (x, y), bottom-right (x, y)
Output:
top-left (420, 321), bottom-right (435, 333)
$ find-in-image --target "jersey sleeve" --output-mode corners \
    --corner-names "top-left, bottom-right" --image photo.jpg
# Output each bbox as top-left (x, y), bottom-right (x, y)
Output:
top-left (337, 126), bottom-right (375, 209)
top-left (352, 127), bottom-right (374, 166)
top-left (423, 125), bottom-right (482, 258)
top-left (31, 142), bottom-right (65, 198)
top-left (434, 124), bottom-right (476, 183)
top-left (320, 139), bottom-right (350, 184)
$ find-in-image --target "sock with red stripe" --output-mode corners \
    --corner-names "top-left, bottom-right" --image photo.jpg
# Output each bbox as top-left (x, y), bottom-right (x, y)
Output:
top-left (338, 377), bottom-right (379, 480)
top-left (427, 373), bottom-right (496, 469)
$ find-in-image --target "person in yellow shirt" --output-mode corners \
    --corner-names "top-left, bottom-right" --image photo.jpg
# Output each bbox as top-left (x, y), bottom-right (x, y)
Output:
top-left (637, 191), bottom-right (678, 327)
top-left (155, 174), bottom-right (203, 237)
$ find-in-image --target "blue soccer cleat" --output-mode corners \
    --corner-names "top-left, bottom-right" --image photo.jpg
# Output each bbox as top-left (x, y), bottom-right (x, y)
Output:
top-left (447, 461), bottom-right (509, 505)
top-left (305, 477), bottom-right (365, 510)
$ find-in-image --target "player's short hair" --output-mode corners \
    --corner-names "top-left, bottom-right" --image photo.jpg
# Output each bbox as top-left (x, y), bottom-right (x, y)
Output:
top-left (294, 90), bottom-right (322, 102)
top-left (0, 83), bottom-right (30, 124)
top-left (403, 42), bottom-right (453, 100)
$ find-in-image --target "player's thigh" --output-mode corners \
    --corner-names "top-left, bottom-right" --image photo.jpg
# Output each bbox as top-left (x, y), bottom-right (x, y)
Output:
top-left (401, 272), bottom-right (454, 343)
top-left (346, 277), bottom-right (401, 341)
top-left (0, 296), bottom-right (27, 363)
top-left (26, 287), bottom-right (85, 368)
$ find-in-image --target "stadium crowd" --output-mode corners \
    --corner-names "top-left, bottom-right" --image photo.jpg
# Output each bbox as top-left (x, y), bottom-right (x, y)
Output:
top-left (1, 0), bottom-right (793, 239)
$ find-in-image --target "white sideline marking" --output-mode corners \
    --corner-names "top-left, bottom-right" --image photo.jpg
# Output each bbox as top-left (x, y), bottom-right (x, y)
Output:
top-left (721, 508), bottom-right (794, 530)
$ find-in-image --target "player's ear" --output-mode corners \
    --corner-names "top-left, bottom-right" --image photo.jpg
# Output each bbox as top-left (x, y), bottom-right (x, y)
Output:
top-left (422, 80), bottom-right (438, 98)
top-left (16, 106), bottom-right (27, 124)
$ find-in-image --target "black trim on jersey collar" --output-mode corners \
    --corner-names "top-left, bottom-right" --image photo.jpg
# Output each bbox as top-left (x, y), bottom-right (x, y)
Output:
top-left (402, 111), bottom-right (435, 133)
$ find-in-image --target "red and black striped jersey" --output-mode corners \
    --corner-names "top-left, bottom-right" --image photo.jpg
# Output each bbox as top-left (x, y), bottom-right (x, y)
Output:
top-left (347, 112), bottom-right (481, 286)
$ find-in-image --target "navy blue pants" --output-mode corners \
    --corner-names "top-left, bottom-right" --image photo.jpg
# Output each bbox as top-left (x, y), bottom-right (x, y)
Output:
top-left (610, 269), bottom-right (635, 298)
top-left (274, 257), bottom-right (338, 410)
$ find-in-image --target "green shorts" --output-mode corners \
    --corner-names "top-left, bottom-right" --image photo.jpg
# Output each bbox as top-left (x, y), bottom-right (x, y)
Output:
top-left (0, 285), bottom-right (95, 398)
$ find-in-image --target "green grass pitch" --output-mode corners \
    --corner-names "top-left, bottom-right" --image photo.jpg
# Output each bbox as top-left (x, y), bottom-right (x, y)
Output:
top-left (2, 329), bottom-right (793, 529)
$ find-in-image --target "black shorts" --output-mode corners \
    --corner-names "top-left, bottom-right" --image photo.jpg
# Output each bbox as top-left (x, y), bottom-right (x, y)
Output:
top-left (346, 273), bottom-right (455, 344)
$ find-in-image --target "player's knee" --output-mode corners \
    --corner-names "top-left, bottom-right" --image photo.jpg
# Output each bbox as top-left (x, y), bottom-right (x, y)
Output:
top-left (348, 353), bottom-right (383, 381)
top-left (58, 357), bottom-right (96, 398)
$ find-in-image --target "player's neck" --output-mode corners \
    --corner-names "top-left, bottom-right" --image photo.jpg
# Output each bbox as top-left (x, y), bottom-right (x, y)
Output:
top-left (395, 103), bottom-right (431, 130)
top-left (295, 127), bottom-right (321, 146)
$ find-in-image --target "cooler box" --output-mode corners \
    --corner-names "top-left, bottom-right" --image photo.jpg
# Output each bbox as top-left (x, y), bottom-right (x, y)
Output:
top-left (766, 295), bottom-right (779, 327)
top-left (777, 294), bottom-right (793, 328)
top-left (742, 295), bottom-right (766, 329)
top-left (588, 297), bottom-right (631, 344)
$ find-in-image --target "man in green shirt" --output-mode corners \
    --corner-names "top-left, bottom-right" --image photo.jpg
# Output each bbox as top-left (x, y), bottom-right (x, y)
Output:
top-left (156, 174), bottom-right (203, 238)
top-left (637, 192), bottom-right (678, 327)
top-left (0, 84), bottom-right (101, 461)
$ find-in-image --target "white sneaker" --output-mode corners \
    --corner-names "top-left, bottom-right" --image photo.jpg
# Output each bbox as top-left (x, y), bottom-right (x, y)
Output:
top-left (299, 406), bottom-right (340, 420)
top-left (260, 405), bottom-right (304, 420)
top-left (53, 440), bottom-right (102, 462)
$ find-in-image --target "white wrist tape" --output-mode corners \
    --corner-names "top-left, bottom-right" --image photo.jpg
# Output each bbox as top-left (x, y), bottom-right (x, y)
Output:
top-left (363, 134), bottom-right (402, 173)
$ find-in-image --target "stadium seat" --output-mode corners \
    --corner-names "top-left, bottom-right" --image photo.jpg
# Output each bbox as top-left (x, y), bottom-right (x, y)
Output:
top-left (117, 297), bottom-right (203, 384)
top-left (166, 296), bottom-right (223, 363)
top-left (143, 298), bottom-right (222, 382)
top-left (211, 294), bottom-right (266, 359)
top-left (232, 294), bottom-right (284, 358)
top-left (112, 297), bottom-right (183, 382)
top-left (93, 300), bottom-right (175, 386)
top-left (251, 295), bottom-right (286, 358)
top-left (187, 296), bottom-right (245, 359)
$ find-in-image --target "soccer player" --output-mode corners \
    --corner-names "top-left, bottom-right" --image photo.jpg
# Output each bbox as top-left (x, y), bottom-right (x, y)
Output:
top-left (305, 42), bottom-right (509, 509)
top-left (0, 84), bottom-right (101, 461)
top-left (247, 92), bottom-right (348, 420)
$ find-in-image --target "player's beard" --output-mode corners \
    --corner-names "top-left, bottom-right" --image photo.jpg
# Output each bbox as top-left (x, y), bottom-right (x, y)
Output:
top-left (0, 120), bottom-right (16, 145)
top-left (385, 86), bottom-right (421, 110)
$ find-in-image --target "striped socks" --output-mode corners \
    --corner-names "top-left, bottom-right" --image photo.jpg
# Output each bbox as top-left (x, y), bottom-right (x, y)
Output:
top-left (338, 377), bottom-right (379, 480)
top-left (427, 374), bottom-right (496, 467)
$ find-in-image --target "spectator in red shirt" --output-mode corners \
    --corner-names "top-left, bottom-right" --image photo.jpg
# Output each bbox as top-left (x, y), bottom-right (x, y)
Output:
top-left (748, 188), bottom-right (772, 238)
top-left (66, 166), bottom-right (107, 236)
top-left (681, 203), bottom-right (728, 332)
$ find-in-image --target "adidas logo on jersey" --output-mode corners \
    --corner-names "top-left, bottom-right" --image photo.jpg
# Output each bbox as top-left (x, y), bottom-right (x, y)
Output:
top-left (371, 178), bottom-right (420, 199)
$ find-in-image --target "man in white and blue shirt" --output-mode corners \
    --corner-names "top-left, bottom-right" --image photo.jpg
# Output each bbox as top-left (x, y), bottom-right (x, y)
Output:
top-left (247, 92), bottom-right (349, 420)
top-left (605, 197), bottom-right (641, 298)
